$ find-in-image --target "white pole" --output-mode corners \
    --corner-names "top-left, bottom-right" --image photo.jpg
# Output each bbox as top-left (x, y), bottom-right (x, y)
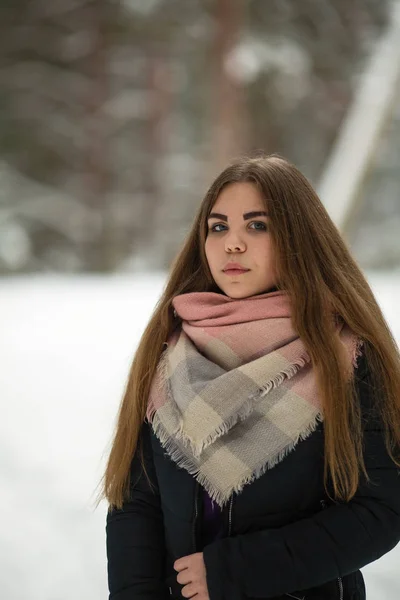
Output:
top-left (317, 2), bottom-right (400, 231)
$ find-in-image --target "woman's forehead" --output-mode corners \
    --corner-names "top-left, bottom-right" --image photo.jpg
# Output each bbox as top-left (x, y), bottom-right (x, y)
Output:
top-left (212, 182), bottom-right (266, 212)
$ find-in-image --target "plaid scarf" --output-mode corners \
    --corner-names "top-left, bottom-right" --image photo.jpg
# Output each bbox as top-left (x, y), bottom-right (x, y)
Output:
top-left (146, 290), bottom-right (360, 507)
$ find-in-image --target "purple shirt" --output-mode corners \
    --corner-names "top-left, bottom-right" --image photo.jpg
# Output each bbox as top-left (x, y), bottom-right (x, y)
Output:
top-left (202, 490), bottom-right (223, 545)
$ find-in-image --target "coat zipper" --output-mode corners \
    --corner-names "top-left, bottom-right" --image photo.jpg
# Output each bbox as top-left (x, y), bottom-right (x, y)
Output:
top-left (337, 576), bottom-right (344, 600)
top-left (228, 496), bottom-right (234, 536)
top-left (192, 482), bottom-right (199, 552)
top-left (321, 500), bottom-right (343, 600)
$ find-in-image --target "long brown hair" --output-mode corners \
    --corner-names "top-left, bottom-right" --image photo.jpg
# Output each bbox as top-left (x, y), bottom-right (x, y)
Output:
top-left (102, 154), bottom-right (400, 509)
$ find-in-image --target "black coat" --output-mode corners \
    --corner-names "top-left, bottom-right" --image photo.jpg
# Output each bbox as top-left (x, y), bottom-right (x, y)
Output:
top-left (106, 353), bottom-right (400, 600)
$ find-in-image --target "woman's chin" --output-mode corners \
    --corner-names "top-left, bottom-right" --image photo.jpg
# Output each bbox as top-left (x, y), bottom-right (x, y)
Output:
top-left (221, 286), bottom-right (259, 299)
top-left (219, 283), bottom-right (278, 299)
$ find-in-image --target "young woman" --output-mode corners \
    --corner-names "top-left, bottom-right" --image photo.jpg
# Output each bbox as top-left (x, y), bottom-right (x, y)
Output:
top-left (103, 155), bottom-right (400, 600)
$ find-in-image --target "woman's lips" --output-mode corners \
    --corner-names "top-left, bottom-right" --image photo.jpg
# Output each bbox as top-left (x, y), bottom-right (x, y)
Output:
top-left (223, 269), bottom-right (250, 275)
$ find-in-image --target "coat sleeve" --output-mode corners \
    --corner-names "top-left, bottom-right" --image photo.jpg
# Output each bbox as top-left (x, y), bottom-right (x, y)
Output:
top-left (106, 421), bottom-right (169, 600)
top-left (203, 356), bottom-right (400, 600)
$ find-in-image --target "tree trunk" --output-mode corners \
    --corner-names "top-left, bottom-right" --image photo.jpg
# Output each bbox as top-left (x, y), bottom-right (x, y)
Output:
top-left (211, 0), bottom-right (247, 171)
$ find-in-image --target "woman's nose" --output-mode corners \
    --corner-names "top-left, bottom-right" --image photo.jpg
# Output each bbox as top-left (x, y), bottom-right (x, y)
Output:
top-left (225, 233), bottom-right (246, 253)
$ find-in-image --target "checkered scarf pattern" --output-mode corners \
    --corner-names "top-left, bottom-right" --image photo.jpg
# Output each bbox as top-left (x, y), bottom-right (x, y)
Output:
top-left (146, 290), bottom-right (360, 507)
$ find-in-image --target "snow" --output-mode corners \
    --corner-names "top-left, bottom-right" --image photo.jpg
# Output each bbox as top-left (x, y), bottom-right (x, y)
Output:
top-left (1, 272), bottom-right (399, 600)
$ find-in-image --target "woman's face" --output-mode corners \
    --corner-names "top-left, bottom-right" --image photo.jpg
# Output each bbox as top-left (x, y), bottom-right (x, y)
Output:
top-left (205, 182), bottom-right (277, 299)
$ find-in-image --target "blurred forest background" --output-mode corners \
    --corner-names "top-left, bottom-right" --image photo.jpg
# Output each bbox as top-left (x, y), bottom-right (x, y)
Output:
top-left (0, 0), bottom-right (399, 275)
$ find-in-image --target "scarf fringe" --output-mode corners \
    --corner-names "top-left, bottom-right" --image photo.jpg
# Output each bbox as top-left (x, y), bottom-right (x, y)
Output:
top-left (222, 410), bottom-right (323, 505)
top-left (251, 352), bottom-right (310, 401)
top-left (181, 397), bottom-right (255, 458)
top-left (352, 338), bottom-right (364, 368)
top-left (151, 411), bottom-right (202, 477)
top-left (152, 407), bottom-right (323, 507)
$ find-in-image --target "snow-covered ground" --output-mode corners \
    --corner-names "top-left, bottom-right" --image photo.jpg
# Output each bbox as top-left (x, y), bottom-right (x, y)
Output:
top-left (1, 272), bottom-right (399, 600)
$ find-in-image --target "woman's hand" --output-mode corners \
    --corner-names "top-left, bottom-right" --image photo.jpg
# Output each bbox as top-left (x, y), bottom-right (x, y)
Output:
top-left (174, 552), bottom-right (210, 599)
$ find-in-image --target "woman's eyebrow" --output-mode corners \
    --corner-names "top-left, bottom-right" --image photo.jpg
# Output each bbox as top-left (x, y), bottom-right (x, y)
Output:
top-left (208, 211), bottom-right (268, 221)
top-left (243, 211), bottom-right (268, 220)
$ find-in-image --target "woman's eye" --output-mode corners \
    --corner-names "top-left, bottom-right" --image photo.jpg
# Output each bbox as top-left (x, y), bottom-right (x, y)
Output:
top-left (208, 222), bottom-right (267, 233)
top-left (249, 221), bottom-right (267, 231)
top-left (210, 223), bottom-right (227, 232)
